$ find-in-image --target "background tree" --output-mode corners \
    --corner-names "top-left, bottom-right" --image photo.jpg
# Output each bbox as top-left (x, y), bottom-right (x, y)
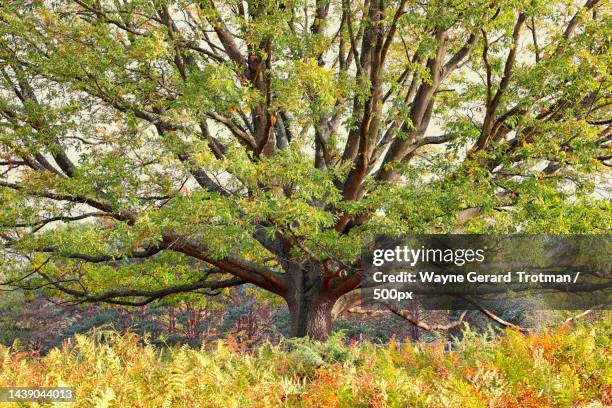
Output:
top-left (0, 0), bottom-right (609, 339)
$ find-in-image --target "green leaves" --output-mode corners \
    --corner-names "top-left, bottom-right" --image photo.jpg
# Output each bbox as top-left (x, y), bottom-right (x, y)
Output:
top-left (0, 0), bottom-right (608, 308)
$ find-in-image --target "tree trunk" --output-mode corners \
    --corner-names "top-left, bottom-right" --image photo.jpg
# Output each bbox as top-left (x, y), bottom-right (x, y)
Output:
top-left (284, 262), bottom-right (337, 340)
top-left (287, 295), bottom-right (335, 340)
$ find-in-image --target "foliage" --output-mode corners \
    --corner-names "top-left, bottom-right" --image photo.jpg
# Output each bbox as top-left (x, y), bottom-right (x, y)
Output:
top-left (0, 290), bottom-right (26, 345)
top-left (0, 288), bottom-right (443, 352)
top-left (0, 0), bottom-right (609, 337)
top-left (0, 318), bottom-right (610, 407)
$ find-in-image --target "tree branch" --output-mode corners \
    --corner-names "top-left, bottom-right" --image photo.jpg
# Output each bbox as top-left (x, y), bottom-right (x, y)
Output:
top-left (35, 270), bottom-right (245, 306)
top-left (389, 307), bottom-right (469, 331)
top-left (464, 296), bottom-right (529, 332)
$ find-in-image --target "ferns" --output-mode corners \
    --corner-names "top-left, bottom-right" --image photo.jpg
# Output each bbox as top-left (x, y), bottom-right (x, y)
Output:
top-left (0, 321), bottom-right (610, 407)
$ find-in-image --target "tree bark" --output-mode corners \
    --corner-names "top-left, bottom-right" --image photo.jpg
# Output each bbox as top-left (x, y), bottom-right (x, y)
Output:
top-left (287, 295), bottom-right (335, 340)
top-left (284, 262), bottom-right (338, 340)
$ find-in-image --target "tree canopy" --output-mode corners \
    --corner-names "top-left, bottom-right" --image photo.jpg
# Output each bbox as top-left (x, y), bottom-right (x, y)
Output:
top-left (0, 0), bottom-right (609, 339)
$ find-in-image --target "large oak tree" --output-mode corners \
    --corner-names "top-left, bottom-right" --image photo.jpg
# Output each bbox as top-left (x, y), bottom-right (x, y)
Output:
top-left (0, 0), bottom-right (609, 339)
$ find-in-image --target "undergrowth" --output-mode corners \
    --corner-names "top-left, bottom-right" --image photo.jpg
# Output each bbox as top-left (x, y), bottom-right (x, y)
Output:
top-left (0, 319), bottom-right (610, 407)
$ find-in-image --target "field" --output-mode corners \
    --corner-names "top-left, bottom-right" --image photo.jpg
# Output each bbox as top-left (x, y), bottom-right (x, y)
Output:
top-left (1, 319), bottom-right (610, 408)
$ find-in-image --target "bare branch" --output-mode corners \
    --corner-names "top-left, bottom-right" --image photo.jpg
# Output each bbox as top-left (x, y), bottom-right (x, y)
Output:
top-left (561, 303), bottom-right (607, 327)
top-left (389, 307), bottom-right (469, 331)
top-left (464, 296), bottom-right (529, 332)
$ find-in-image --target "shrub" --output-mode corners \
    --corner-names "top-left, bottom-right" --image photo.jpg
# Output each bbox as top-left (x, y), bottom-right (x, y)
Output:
top-left (0, 318), bottom-right (609, 407)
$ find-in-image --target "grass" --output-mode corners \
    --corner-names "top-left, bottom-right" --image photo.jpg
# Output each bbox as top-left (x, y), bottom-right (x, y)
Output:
top-left (0, 319), bottom-right (610, 407)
